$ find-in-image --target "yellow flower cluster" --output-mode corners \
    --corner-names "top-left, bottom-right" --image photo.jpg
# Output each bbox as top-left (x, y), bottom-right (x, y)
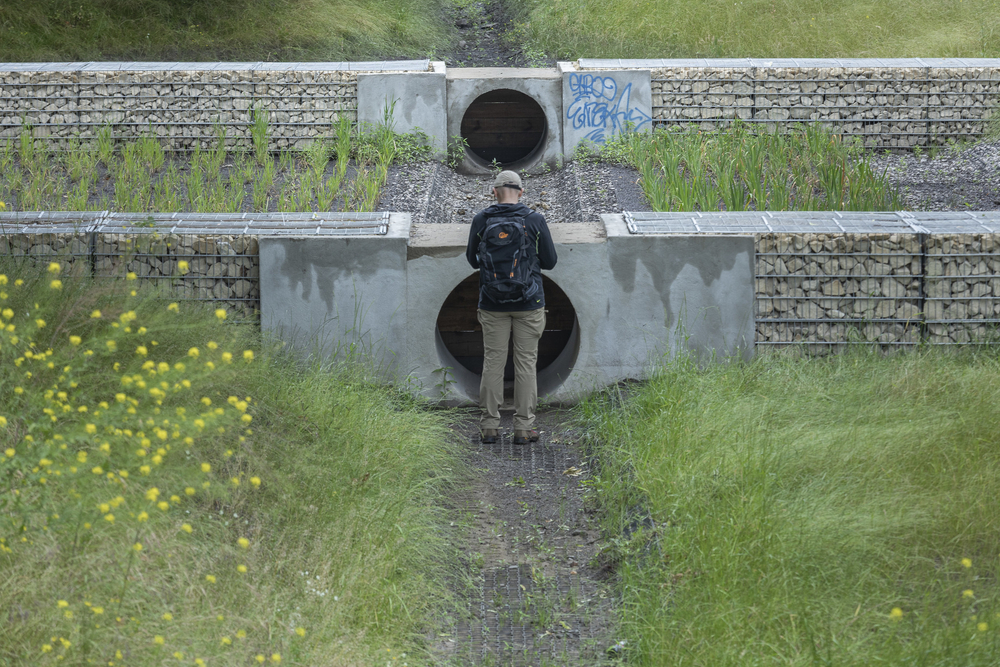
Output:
top-left (0, 265), bottom-right (294, 664)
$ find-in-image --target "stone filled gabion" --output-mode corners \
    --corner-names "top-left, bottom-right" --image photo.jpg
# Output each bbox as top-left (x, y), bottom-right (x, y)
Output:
top-left (1, 232), bottom-right (92, 276)
top-left (0, 67), bottom-right (371, 151)
top-left (94, 233), bottom-right (261, 318)
top-left (756, 233), bottom-right (923, 349)
top-left (924, 234), bottom-right (1000, 344)
top-left (755, 232), bottom-right (1000, 349)
top-left (2, 230), bottom-right (260, 319)
top-left (651, 66), bottom-right (1000, 148)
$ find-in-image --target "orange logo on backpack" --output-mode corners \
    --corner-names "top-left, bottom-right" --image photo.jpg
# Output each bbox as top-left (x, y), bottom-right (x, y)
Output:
top-left (498, 232), bottom-right (509, 239)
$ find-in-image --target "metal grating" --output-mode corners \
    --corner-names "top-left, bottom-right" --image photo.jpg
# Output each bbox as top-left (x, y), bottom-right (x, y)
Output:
top-left (624, 211), bottom-right (1000, 235)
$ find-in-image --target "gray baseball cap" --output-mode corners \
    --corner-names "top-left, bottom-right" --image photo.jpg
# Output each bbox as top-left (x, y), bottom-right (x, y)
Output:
top-left (493, 170), bottom-right (523, 190)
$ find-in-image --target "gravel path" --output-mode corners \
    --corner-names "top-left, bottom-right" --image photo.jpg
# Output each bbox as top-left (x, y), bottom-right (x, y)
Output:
top-left (434, 410), bottom-right (618, 666)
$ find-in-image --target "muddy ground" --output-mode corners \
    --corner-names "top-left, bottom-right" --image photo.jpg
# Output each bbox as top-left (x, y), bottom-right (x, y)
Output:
top-left (434, 409), bottom-right (621, 666)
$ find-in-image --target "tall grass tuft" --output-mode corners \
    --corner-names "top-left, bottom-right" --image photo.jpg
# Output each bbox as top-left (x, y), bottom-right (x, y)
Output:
top-left (0, 0), bottom-right (450, 62)
top-left (0, 257), bottom-right (460, 664)
top-left (515, 0), bottom-right (1000, 60)
top-left (0, 115), bottom-right (423, 214)
top-left (605, 122), bottom-right (901, 212)
top-left (579, 349), bottom-right (1000, 665)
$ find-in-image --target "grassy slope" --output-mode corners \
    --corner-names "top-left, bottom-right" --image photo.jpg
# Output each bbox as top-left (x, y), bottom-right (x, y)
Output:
top-left (516, 0), bottom-right (1000, 60)
top-left (580, 350), bottom-right (1000, 665)
top-left (0, 0), bottom-right (449, 62)
top-left (0, 258), bottom-right (459, 665)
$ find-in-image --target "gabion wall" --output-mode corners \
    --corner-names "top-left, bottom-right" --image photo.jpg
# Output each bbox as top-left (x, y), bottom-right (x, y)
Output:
top-left (1, 212), bottom-right (389, 320)
top-left (626, 211), bottom-right (1000, 350)
top-left (0, 61), bottom-right (430, 150)
top-left (580, 58), bottom-right (1000, 148)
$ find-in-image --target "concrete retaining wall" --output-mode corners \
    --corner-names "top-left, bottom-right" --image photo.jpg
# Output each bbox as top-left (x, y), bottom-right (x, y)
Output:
top-left (7, 211), bottom-right (1000, 402)
top-left (0, 61), bottom-right (430, 150)
top-left (581, 58), bottom-right (1000, 148)
top-left (3, 59), bottom-right (997, 157)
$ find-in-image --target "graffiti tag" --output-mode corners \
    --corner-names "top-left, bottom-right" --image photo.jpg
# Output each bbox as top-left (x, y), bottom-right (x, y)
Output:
top-left (566, 73), bottom-right (652, 143)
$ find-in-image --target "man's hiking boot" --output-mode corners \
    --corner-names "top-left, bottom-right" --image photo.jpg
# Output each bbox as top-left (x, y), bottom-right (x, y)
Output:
top-left (480, 429), bottom-right (499, 444)
top-left (513, 429), bottom-right (539, 445)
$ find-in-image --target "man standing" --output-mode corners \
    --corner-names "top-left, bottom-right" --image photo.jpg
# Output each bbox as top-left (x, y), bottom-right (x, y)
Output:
top-left (466, 170), bottom-right (557, 445)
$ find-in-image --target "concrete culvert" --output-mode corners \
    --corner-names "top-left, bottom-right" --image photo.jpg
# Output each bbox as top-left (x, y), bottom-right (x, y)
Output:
top-left (436, 273), bottom-right (578, 398)
top-left (460, 89), bottom-right (547, 167)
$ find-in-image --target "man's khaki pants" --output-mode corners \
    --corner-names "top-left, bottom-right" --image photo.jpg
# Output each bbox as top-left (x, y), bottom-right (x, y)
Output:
top-left (478, 308), bottom-right (546, 431)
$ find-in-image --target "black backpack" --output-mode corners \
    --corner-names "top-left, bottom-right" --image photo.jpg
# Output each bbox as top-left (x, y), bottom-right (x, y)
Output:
top-left (478, 212), bottom-right (540, 305)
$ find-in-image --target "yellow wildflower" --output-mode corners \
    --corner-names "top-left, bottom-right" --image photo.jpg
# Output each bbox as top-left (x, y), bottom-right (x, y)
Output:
top-left (237, 564), bottom-right (247, 573)
top-left (4, 448), bottom-right (14, 458)
top-left (167, 302), bottom-right (179, 312)
top-left (205, 574), bottom-right (216, 583)
top-left (57, 600), bottom-right (69, 608)
top-left (90, 310), bottom-right (101, 318)
top-left (136, 345), bottom-right (147, 356)
top-left (153, 635), bottom-right (165, 645)
top-left (145, 488), bottom-right (160, 501)
top-left (295, 627), bottom-right (305, 637)
top-left (177, 261), bottom-right (189, 274)
top-left (890, 607), bottom-right (903, 619)
top-left (201, 462), bottom-right (211, 473)
top-left (162, 613), bottom-right (173, 621)
top-left (250, 476), bottom-right (261, 487)
top-left (137, 512), bottom-right (149, 522)
top-left (126, 272), bottom-right (137, 281)
top-left (271, 654), bottom-right (281, 663)
top-left (47, 262), bottom-right (61, 274)
top-left (157, 501), bottom-right (169, 511)
top-left (49, 279), bottom-right (62, 290)
top-left (244, 350), bottom-right (254, 362)
top-left (964, 589), bottom-right (975, 598)
top-left (185, 487), bottom-right (195, 496)
top-left (181, 524), bottom-right (193, 534)
top-left (979, 622), bottom-right (989, 632)
top-left (238, 537), bottom-right (250, 549)
top-left (188, 347), bottom-right (199, 358)
top-left (69, 335), bottom-right (81, 345)
top-left (962, 558), bottom-right (972, 568)
top-left (35, 319), bottom-right (45, 328)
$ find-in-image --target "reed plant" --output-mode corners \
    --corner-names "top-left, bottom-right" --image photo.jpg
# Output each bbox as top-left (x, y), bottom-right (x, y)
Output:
top-left (606, 122), bottom-right (902, 212)
top-left (0, 255), bottom-right (459, 665)
top-left (0, 114), bottom-right (420, 214)
top-left (579, 348), bottom-right (1000, 665)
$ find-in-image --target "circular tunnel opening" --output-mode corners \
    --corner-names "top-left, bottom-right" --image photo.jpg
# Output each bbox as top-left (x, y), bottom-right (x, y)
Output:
top-left (460, 89), bottom-right (547, 167)
top-left (436, 274), bottom-right (578, 399)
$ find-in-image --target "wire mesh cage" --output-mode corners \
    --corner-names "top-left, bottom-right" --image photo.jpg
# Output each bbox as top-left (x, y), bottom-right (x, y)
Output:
top-left (625, 211), bottom-right (1000, 351)
top-left (1, 211), bottom-right (390, 320)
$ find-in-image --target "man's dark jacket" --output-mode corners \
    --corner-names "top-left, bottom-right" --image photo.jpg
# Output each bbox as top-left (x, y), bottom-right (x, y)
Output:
top-left (466, 202), bottom-right (558, 312)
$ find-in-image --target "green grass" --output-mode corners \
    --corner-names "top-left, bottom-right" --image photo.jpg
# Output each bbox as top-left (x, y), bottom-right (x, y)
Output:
top-left (600, 123), bottom-right (901, 212)
top-left (514, 0), bottom-right (1000, 60)
top-left (579, 349), bottom-right (1000, 665)
top-left (0, 257), bottom-right (460, 665)
top-left (0, 116), bottom-right (421, 213)
top-left (0, 0), bottom-right (449, 62)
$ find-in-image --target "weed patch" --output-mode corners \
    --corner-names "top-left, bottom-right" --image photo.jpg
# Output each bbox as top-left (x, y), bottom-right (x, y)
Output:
top-left (579, 349), bottom-right (1000, 665)
top-left (0, 257), bottom-right (460, 664)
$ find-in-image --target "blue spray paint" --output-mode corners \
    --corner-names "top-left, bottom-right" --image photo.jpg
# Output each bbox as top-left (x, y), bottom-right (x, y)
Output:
top-left (566, 73), bottom-right (652, 143)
